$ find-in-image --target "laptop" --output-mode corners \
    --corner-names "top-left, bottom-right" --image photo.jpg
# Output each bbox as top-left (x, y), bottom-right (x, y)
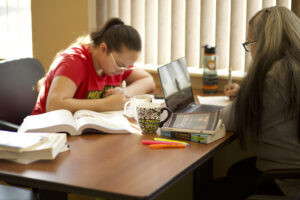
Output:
top-left (157, 57), bottom-right (223, 113)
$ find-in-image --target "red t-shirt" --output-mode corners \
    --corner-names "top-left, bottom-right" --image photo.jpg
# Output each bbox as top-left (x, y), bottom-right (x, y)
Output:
top-left (32, 45), bottom-right (132, 115)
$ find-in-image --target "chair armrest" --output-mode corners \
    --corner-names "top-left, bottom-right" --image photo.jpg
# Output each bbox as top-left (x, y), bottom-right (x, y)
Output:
top-left (246, 195), bottom-right (292, 200)
top-left (256, 168), bottom-right (300, 193)
top-left (0, 120), bottom-right (19, 132)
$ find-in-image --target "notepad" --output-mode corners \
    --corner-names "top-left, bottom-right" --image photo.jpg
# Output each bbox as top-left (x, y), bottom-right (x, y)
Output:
top-left (197, 96), bottom-right (231, 107)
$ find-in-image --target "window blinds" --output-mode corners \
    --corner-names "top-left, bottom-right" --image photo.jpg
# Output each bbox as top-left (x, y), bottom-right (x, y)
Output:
top-left (96, 0), bottom-right (291, 76)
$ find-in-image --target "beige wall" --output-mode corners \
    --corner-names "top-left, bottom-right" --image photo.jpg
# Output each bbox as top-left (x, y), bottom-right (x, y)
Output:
top-left (31, 0), bottom-right (89, 71)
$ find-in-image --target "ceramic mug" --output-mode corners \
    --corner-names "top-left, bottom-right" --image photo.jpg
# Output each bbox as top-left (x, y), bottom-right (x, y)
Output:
top-left (124, 94), bottom-right (152, 119)
top-left (136, 102), bottom-right (172, 134)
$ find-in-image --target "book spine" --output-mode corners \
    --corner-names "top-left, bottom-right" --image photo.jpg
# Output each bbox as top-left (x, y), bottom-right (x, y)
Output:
top-left (160, 130), bottom-right (210, 143)
top-left (191, 134), bottom-right (209, 143)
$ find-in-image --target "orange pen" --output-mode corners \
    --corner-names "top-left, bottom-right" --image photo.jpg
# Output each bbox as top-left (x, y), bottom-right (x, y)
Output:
top-left (149, 144), bottom-right (187, 149)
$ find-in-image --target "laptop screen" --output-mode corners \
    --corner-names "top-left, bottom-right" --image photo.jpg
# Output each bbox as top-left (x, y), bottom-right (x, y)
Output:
top-left (157, 57), bottom-right (195, 111)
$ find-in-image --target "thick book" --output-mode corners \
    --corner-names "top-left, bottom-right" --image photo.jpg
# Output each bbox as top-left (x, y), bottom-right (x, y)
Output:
top-left (161, 111), bottom-right (222, 134)
top-left (0, 132), bottom-right (68, 161)
top-left (0, 131), bottom-right (48, 152)
top-left (18, 109), bottom-right (136, 135)
top-left (160, 123), bottom-right (226, 144)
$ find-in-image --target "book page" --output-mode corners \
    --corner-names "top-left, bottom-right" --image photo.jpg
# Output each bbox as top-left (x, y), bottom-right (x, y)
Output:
top-left (197, 96), bottom-right (231, 107)
top-left (18, 109), bottom-right (77, 135)
top-left (74, 110), bottom-right (135, 134)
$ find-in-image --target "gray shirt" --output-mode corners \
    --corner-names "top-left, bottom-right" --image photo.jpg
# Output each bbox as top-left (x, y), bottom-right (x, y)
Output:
top-left (221, 62), bottom-right (300, 195)
top-left (221, 62), bottom-right (300, 171)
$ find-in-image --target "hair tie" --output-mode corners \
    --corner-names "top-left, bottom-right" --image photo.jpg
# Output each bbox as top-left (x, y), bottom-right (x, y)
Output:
top-left (111, 24), bottom-right (123, 29)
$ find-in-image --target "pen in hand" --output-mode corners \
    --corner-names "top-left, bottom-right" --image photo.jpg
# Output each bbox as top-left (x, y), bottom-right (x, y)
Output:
top-left (122, 80), bottom-right (126, 94)
top-left (228, 68), bottom-right (232, 91)
top-left (227, 68), bottom-right (233, 100)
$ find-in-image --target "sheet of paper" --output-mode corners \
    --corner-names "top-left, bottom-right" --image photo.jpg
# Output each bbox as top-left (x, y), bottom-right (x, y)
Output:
top-left (197, 96), bottom-right (231, 107)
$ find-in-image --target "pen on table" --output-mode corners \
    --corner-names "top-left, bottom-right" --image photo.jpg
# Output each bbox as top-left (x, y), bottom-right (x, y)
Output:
top-left (149, 144), bottom-right (187, 149)
top-left (122, 80), bottom-right (126, 94)
top-left (228, 67), bottom-right (232, 91)
top-left (153, 138), bottom-right (189, 145)
top-left (142, 140), bottom-right (190, 146)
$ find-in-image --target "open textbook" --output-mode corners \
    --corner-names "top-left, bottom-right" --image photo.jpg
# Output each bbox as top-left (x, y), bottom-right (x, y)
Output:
top-left (18, 109), bottom-right (136, 135)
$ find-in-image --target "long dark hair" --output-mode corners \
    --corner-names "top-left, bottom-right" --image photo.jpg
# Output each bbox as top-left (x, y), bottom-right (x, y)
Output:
top-left (90, 18), bottom-right (141, 52)
top-left (235, 6), bottom-right (300, 147)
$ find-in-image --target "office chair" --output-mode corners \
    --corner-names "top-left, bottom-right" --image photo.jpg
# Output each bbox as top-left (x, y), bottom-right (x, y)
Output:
top-left (246, 168), bottom-right (300, 200)
top-left (0, 58), bottom-right (45, 131)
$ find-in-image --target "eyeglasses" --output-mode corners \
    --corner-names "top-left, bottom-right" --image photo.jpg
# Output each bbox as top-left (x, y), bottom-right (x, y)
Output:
top-left (110, 53), bottom-right (134, 70)
top-left (242, 41), bottom-right (256, 52)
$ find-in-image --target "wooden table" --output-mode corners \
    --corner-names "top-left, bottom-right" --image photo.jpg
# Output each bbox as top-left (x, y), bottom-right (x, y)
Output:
top-left (0, 132), bottom-right (234, 200)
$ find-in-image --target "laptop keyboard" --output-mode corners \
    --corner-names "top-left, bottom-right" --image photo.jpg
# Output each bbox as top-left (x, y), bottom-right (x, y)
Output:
top-left (183, 103), bottom-right (223, 113)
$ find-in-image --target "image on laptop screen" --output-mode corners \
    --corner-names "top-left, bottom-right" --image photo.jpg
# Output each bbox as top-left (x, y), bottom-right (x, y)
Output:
top-left (157, 57), bottom-right (195, 111)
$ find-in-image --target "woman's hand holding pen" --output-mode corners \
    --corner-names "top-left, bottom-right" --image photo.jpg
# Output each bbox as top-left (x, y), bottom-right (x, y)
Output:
top-left (105, 87), bottom-right (125, 96)
top-left (105, 81), bottom-right (128, 97)
top-left (102, 93), bottom-right (130, 110)
top-left (224, 83), bottom-right (240, 101)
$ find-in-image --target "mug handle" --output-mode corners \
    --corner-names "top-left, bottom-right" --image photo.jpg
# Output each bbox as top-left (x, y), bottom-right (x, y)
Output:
top-left (159, 107), bottom-right (173, 127)
top-left (123, 101), bottom-right (131, 117)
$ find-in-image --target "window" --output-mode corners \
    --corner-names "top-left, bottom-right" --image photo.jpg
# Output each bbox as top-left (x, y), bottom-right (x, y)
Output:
top-left (95, 0), bottom-right (291, 78)
top-left (0, 0), bottom-right (32, 59)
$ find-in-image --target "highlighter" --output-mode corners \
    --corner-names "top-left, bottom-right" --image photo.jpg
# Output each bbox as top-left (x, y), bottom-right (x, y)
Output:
top-left (142, 140), bottom-right (190, 146)
top-left (149, 144), bottom-right (187, 149)
top-left (153, 138), bottom-right (189, 145)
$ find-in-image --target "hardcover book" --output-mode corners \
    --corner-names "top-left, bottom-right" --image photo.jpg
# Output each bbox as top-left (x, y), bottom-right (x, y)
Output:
top-left (160, 111), bottom-right (226, 143)
top-left (0, 131), bottom-right (68, 164)
top-left (0, 131), bottom-right (48, 152)
top-left (160, 123), bottom-right (226, 144)
top-left (161, 111), bottom-right (221, 133)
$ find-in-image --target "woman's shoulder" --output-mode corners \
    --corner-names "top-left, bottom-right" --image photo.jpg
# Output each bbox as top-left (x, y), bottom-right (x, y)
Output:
top-left (62, 44), bottom-right (91, 60)
top-left (266, 57), bottom-right (289, 81)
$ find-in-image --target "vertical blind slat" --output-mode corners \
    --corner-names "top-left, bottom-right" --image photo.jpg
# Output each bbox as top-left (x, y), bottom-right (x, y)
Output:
top-left (185, 0), bottom-right (200, 67)
top-left (200, 0), bottom-right (216, 68)
top-left (263, 0), bottom-right (276, 8)
top-left (119, 0), bottom-right (131, 25)
top-left (157, 0), bottom-right (171, 65)
top-left (145, 0), bottom-right (157, 64)
top-left (171, 0), bottom-right (185, 61)
top-left (216, 0), bottom-right (230, 70)
top-left (245, 0), bottom-right (262, 72)
top-left (229, 0), bottom-right (246, 71)
top-left (276, 0), bottom-right (291, 9)
top-left (107, 0), bottom-right (118, 19)
top-left (96, 0), bottom-right (107, 28)
top-left (131, 0), bottom-right (145, 63)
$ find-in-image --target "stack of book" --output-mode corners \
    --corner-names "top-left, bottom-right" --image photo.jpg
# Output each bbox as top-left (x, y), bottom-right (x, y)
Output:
top-left (0, 130), bottom-right (68, 164)
top-left (160, 111), bottom-right (226, 144)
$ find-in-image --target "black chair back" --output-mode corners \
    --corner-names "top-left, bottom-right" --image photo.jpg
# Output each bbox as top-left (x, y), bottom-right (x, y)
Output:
top-left (0, 58), bottom-right (45, 126)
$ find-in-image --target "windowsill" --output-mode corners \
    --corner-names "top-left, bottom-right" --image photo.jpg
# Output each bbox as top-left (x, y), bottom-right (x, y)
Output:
top-left (135, 63), bottom-right (245, 81)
